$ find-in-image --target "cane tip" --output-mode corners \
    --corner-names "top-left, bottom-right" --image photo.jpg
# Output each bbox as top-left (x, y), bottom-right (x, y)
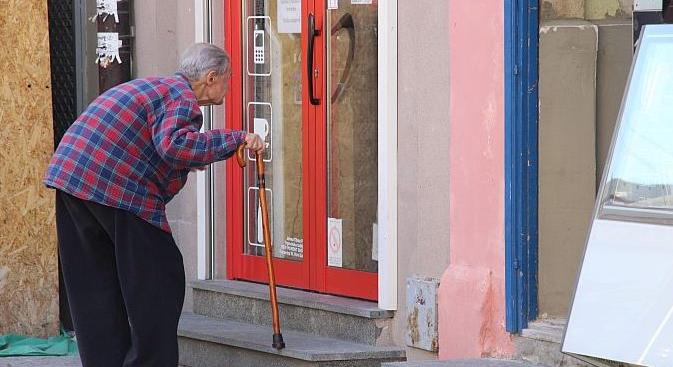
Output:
top-left (272, 333), bottom-right (285, 350)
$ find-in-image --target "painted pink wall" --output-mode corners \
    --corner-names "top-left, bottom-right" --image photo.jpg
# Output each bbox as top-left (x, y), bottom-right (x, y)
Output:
top-left (438, 0), bottom-right (513, 359)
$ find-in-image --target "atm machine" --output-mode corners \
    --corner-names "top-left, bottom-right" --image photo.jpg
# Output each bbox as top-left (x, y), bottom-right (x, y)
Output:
top-left (562, 2), bottom-right (673, 366)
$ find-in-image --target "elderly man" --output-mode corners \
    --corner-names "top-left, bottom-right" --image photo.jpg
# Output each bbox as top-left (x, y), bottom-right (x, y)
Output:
top-left (43, 43), bottom-right (263, 366)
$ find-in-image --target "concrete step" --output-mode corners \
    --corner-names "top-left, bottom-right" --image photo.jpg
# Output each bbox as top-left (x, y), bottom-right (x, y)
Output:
top-left (191, 280), bottom-right (395, 345)
top-left (515, 319), bottom-right (594, 367)
top-left (383, 360), bottom-right (542, 367)
top-left (178, 312), bottom-right (406, 367)
top-left (381, 359), bottom-right (537, 367)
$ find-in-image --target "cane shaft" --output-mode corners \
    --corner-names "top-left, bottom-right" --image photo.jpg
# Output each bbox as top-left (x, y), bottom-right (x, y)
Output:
top-left (236, 143), bottom-right (283, 346)
top-left (256, 153), bottom-right (282, 336)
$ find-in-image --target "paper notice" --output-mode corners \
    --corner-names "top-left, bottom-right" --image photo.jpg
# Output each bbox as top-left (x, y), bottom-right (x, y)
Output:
top-left (278, 0), bottom-right (301, 33)
top-left (328, 218), bottom-right (343, 267)
top-left (96, 32), bottom-right (122, 67)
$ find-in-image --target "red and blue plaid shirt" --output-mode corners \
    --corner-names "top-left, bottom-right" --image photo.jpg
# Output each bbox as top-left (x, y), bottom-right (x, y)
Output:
top-left (44, 73), bottom-right (246, 232)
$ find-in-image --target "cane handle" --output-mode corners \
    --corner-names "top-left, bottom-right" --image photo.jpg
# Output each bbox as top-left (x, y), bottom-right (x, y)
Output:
top-left (236, 143), bottom-right (247, 168)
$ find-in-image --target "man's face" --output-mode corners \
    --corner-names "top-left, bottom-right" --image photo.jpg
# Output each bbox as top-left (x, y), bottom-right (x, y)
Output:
top-left (203, 71), bottom-right (231, 106)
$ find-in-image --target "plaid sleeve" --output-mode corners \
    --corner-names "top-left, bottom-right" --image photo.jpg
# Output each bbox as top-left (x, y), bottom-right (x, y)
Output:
top-left (152, 100), bottom-right (247, 168)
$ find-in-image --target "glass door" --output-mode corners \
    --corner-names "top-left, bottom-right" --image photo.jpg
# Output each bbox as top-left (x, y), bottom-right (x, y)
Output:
top-left (317, 0), bottom-right (379, 299)
top-left (226, 0), bottom-right (312, 288)
top-left (226, 0), bottom-right (379, 300)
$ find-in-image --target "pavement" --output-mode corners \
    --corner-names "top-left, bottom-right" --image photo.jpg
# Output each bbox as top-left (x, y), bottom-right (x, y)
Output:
top-left (0, 357), bottom-right (82, 367)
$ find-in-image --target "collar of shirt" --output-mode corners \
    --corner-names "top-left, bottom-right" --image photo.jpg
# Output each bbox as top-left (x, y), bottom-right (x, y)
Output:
top-left (174, 72), bottom-right (191, 87)
top-left (172, 73), bottom-right (200, 107)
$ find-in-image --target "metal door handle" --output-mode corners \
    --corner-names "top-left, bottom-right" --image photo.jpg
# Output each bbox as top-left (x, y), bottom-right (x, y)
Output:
top-left (307, 13), bottom-right (320, 105)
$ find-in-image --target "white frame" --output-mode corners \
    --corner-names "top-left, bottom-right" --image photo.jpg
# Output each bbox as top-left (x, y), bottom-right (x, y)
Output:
top-left (245, 16), bottom-right (273, 77)
top-left (246, 101), bottom-right (273, 162)
top-left (196, 0), bottom-right (212, 280)
top-left (377, 0), bottom-right (398, 310)
top-left (246, 186), bottom-right (274, 248)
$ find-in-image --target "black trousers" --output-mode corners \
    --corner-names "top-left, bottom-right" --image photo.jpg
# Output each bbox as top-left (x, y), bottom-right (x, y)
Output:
top-left (56, 191), bottom-right (185, 367)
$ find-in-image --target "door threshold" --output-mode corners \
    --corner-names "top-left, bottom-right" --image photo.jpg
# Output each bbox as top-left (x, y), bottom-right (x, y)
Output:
top-left (190, 279), bottom-right (393, 319)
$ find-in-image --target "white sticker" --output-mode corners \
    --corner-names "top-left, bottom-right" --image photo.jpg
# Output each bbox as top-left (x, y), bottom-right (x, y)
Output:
top-left (328, 218), bottom-right (343, 268)
top-left (257, 204), bottom-right (264, 244)
top-left (351, 0), bottom-right (372, 4)
top-left (282, 237), bottom-right (304, 258)
top-left (278, 0), bottom-right (301, 34)
top-left (96, 32), bottom-right (122, 68)
top-left (372, 222), bottom-right (378, 261)
top-left (247, 187), bottom-right (273, 249)
top-left (93, 0), bottom-right (119, 23)
top-left (328, 0), bottom-right (339, 10)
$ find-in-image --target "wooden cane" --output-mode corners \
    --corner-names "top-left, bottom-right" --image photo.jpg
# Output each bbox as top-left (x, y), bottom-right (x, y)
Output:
top-left (236, 143), bottom-right (285, 350)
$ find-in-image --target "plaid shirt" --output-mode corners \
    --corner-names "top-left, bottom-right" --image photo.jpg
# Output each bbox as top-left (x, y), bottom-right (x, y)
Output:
top-left (44, 73), bottom-right (246, 232)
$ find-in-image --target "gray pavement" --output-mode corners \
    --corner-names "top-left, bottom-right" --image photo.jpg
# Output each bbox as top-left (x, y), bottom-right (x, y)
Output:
top-left (0, 356), bottom-right (82, 367)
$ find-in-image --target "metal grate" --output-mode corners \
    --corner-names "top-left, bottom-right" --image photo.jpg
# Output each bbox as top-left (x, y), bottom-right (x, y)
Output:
top-left (47, 0), bottom-right (77, 149)
top-left (47, 0), bottom-right (76, 332)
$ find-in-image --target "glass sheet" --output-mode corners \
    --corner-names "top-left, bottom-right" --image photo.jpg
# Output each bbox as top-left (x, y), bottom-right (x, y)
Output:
top-left (563, 25), bottom-right (673, 366)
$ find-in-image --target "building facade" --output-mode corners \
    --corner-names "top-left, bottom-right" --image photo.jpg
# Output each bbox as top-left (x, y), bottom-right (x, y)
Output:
top-left (1, 0), bottom-right (641, 365)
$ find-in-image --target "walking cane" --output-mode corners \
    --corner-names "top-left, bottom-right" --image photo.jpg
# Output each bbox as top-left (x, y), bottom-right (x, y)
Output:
top-left (236, 143), bottom-right (286, 350)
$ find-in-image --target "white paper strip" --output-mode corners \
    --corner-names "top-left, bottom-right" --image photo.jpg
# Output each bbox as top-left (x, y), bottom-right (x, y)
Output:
top-left (93, 0), bottom-right (119, 23)
top-left (96, 32), bottom-right (122, 67)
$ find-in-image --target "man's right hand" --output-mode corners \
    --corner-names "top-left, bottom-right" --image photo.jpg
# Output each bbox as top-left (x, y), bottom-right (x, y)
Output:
top-left (245, 133), bottom-right (265, 153)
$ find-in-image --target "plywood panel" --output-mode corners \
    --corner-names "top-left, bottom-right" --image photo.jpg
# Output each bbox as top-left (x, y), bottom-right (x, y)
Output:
top-left (0, 0), bottom-right (58, 337)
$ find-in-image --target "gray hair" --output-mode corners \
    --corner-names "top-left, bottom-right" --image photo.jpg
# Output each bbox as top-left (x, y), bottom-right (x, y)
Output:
top-left (177, 43), bottom-right (231, 80)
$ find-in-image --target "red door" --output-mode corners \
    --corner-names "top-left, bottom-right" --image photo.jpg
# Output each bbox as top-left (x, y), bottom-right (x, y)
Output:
top-left (225, 0), bottom-right (380, 300)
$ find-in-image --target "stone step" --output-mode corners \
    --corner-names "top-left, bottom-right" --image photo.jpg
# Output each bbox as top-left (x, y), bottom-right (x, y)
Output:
top-left (178, 313), bottom-right (406, 367)
top-left (382, 360), bottom-right (542, 367)
top-left (515, 319), bottom-right (595, 367)
top-left (191, 280), bottom-right (394, 345)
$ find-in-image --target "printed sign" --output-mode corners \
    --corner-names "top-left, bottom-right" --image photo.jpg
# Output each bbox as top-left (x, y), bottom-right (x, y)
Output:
top-left (328, 0), bottom-right (338, 10)
top-left (278, 0), bottom-right (301, 33)
top-left (327, 218), bottom-right (343, 267)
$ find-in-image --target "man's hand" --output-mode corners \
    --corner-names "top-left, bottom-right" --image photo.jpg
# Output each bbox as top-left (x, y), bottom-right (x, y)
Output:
top-left (245, 133), bottom-right (265, 153)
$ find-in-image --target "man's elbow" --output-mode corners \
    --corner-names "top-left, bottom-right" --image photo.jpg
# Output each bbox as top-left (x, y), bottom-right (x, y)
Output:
top-left (156, 142), bottom-right (190, 168)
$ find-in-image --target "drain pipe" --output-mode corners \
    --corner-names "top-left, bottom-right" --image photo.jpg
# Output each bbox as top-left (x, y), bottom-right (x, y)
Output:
top-left (96, 0), bottom-right (133, 93)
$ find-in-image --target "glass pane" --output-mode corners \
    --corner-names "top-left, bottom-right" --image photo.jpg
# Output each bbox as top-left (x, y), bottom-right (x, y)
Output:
top-left (243, 0), bottom-right (303, 261)
top-left (326, 2), bottom-right (378, 272)
top-left (600, 33), bottom-right (673, 214)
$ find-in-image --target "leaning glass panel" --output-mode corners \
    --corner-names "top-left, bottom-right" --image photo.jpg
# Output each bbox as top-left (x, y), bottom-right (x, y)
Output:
top-left (563, 25), bottom-right (673, 367)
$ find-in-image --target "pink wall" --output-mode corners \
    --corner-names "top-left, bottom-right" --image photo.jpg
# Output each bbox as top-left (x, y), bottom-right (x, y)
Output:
top-left (438, 0), bottom-right (513, 359)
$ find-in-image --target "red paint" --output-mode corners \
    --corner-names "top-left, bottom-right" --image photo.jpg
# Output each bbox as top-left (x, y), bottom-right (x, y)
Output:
top-left (438, 0), bottom-right (514, 358)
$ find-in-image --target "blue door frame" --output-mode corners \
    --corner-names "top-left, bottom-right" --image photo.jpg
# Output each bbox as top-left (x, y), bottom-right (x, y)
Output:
top-left (505, 0), bottom-right (539, 333)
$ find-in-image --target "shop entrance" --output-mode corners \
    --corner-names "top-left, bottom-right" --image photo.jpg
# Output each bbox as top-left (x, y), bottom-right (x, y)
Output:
top-left (225, 0), bottom-right (379, 300)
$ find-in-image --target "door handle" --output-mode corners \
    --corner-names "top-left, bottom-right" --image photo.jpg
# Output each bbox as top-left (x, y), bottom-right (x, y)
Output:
top-left (307, 13), bottom-right (320, 105)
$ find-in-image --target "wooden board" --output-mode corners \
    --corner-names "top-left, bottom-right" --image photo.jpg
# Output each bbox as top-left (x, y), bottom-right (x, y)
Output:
top-left (0, 0), bottom-right (59, 337)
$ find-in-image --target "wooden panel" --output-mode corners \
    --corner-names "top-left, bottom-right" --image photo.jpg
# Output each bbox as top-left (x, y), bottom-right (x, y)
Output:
top-left (0, 0), bottom-right (58, 336)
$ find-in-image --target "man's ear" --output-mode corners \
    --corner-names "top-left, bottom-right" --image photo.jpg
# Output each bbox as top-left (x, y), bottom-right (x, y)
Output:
top-left (206, 70), bottom-right (218, 85)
